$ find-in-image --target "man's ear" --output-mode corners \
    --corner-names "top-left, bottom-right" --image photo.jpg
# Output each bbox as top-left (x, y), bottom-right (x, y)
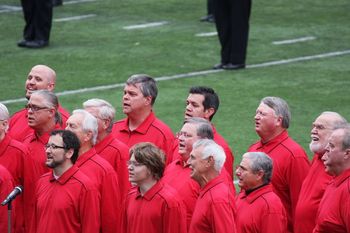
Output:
top-left (204, 108), bottom-right (215, 120)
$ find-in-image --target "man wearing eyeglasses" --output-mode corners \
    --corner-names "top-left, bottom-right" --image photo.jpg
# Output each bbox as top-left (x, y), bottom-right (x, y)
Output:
top-left (22, 90), bottom-right (65, 233)
top-left (8, 64), bottom-right (69, 142)
top-left (248, 96), bottom-right (310, 233)
top-left (32, 130), bottom-right (100, 233)
top-left (294, 112), bottom-right (348, 233)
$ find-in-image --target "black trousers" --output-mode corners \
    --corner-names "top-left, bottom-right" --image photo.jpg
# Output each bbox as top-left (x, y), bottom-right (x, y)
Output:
top-left (214, 0), bottom-right (252, 64)
top-left (20, 0), bottom-right (53, 41)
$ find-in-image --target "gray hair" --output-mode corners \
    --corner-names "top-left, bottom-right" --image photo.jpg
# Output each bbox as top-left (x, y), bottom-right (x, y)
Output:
top-left (261, 96), bottom-right (291, 129)
top-left (335, 125), bottom-right (350, 151)
top-left (0, 103), bottom-right (10, 132)
top-left (184, 117), bottom-right (213, 139)
top-left (126, 74), bottom-right (158, 105)
top-left (243, 152), bottom-right (273, 184)
top-left (31, 90), bottom-right (62, 125)
top-left (321, 111), bottom-right (348, 129)
top-left (83, 98), bottom-right (115, 132)
top-left (193, 139), bottom-right (226, 172)
top-left (72, 109), bottom-right (98, 145)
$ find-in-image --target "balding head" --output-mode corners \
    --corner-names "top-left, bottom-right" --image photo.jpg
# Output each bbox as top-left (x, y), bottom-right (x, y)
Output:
top-left (25, 65), bottom-right (56, 99)
top-left (310, 112), bottom-right (348, 155)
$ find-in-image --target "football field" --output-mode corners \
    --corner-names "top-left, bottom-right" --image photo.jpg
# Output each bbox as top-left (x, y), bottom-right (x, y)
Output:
top-left (0, 0), bottom-right (349, 163)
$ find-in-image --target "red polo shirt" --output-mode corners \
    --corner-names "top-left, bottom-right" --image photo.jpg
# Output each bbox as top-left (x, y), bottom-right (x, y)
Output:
top-left (0, 134), bottom-right (29, 233)
top-left (94, 133), bottom-right (131, 199)
top-left (162, 158), bottom-right (200, 228)
top-left (189, 176), bottom-right (237, 233)
top-left (33, 166), bottom-right (100, 233)
top-left (112, 112), bottom-right (175, 164)
top-left (313, 168), bottom-right (350, 233)
top-left (75, 148), bottom-right (121, 233)
top-left (0, 165), bottom-right (14, 233)
top-left (248, 130), bottom-right (310, 233)
top-left (121, 181), bottom-right (187, 233)
top-left (23, 124), bottom-right (63, 233)
top-left (8, 105), bottom-right (69, 141)
top-left (171, 125), bottom-right (234, 179)
top-left (235, 184), bottom-right (287, 233)
top-left (294, 154), bottom-right (332, 233)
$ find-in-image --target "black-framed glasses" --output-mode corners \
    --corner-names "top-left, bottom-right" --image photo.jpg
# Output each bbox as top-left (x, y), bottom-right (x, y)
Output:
top-left (45, 143), bottom-right (66, 150)
top-left (25, 104), bottom-right (49, 112)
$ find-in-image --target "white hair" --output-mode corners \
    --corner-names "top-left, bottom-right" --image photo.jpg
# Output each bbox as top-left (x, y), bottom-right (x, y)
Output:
top-left (193, 139), bottom-right (226, 172)
top-left (0, 103), bottom-right (10, 132)
top-left (83, 98), bottom-right (115, 132)
top-left (72, 109), bottom-right (98, 145)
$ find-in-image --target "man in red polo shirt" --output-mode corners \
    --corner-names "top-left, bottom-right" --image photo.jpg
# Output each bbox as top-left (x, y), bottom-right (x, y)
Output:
top-left (0, 103), bottom-right (29, 233)
top-left (33, 130), bottom-right (100, 233)
top-left (0, 165), bottom-right (15, 233)
top-left (313, 126), bottom-right (350, 233)
top-left (294, 112), bottom-right (347, 233)
top-left (8, 64), bottom-right (69, 141)
top-left (66, 109), bottom-right (120, 233)
top-left (83, 98), bottom-right (130, 199)
top-left (23, 90), bottom-right (65, 233)
top-left (188, 139), bottom-right (236, 233)
top-left (162, 117), bottom-right (212, 228)
top-left (235, 152), bottom-right (287, 233)
top-left (172, 86), bottom-right (234, 179)
top-left (112, 74), bottom-right (175, 164)
top-left (248, 96), bottom-right (310, 233)
top-left (121, 142), bottom-right (187, 233)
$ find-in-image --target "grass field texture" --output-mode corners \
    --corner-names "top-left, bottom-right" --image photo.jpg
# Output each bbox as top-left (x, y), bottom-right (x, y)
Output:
top-left (0, 0), bottom-right (349, 164)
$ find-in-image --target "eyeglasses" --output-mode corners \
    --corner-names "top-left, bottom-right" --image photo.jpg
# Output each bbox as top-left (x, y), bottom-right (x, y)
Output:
top-left (45, 143), bottom-right (66, 150)
top-left (25, 104), bottom-right (49, 112)
top-left (127, 161), bottom-right (143, 167)
top-left (176, 131), bottom-right (193, 138)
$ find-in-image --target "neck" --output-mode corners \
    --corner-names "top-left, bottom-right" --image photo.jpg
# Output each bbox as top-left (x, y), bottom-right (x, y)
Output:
top-left (260, 128), bottom-right (285, 144)
top-left (138, 179), bottom-right (157, 196)
top-left (0, 132), bottom-right (5, 141)
top-left (97, 131), bottom-right (109, 143)
top-left (34, 120), bottom-right (56, 137)
top-left (197, 170), bottom-right (219, 188)
top-left (53, 163), bottom-right (73, 177)
top-left (127, 110), bottom-right (151, 131)
top-left (245, 182), bottom-right (267, 195)
top-left (79, 144), bottom-right (93, 156)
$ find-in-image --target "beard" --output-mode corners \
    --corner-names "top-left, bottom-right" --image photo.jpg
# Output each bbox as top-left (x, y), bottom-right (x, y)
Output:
top-left (309, 141), bottom-right (326, 155)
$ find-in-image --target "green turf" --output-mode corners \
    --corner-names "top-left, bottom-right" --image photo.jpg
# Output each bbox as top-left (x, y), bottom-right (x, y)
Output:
top-left (0, 0), bottom-right (349, 165)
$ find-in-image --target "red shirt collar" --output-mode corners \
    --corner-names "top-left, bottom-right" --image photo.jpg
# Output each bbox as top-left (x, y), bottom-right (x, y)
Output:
top-left (75, 148), bottom-right (97, 167)
top-left (94, 133), bottom-right (114, 154)
top-left (254, 130), bottom-right (289, 153)
top-left (120, 112), bottom-right (156, 134)
top-left (49, 165), bottom-right (80, 184)
top-left (199, 175), bottom-right (225, 198)
top-left (0, 134), bottom-right (11, 155)
top-left (239, 184), bottom-right (273, 204)
top-left (136, 180), bottom-right (164, 201)
top-left (332, 168), bottom-right (350, 187)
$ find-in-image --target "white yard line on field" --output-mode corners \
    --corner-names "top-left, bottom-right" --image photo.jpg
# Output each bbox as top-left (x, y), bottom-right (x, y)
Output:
top-left (1, 49), bottom-right (350, 104)
top-left (273, 36), bottom-right (316, 45)
top-left (63, 0), bottom-right (97, 5)
top-left (54, 14), bottom-right (96, 22)
top-left (195, 32), bottom-right (218, 37)
top-left (0, 5), bottom-right (21, 13)
top-left (123, 21), bottom-right (168, 30)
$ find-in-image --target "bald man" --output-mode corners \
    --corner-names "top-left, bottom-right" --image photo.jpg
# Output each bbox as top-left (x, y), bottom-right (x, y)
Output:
top-left (8, 65), bottom-right (69, 141)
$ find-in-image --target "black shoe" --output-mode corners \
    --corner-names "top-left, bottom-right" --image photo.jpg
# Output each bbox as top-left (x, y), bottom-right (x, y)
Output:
top-left (17, 39), bottom-right (29, 47)
top-left (52, 0), bottom-right (63, 6)
top-left (222, 63), bottom-right (245, 70)
top-left (24, 40), bottom-right (49, 48)
top-left (213, 63), bottom-right (224, 69)
top-left (200, 14), bottom-right (214, 23)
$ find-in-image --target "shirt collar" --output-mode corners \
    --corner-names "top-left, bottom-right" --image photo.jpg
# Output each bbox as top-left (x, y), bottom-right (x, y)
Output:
top-left (136, 180), bottom-right (163, 201)
top-left (120, 111), bottom-right (156, 134)
top-left (94, 133), bottom-right (113, 153)
top-left (255, 130), bottom-right (289, 153)
top-left (239, 184), bottom-right (273, 204)
top-left (199, 175), bottom-right (225, 198)
top-left (75, 148), bottom-right (97, 167)
top-left (49, 165), bottom-right (79, 184)
top-left (333, 168), bottom-right (350, 187)
top-left (0, 134), bottom-right (11, 155)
